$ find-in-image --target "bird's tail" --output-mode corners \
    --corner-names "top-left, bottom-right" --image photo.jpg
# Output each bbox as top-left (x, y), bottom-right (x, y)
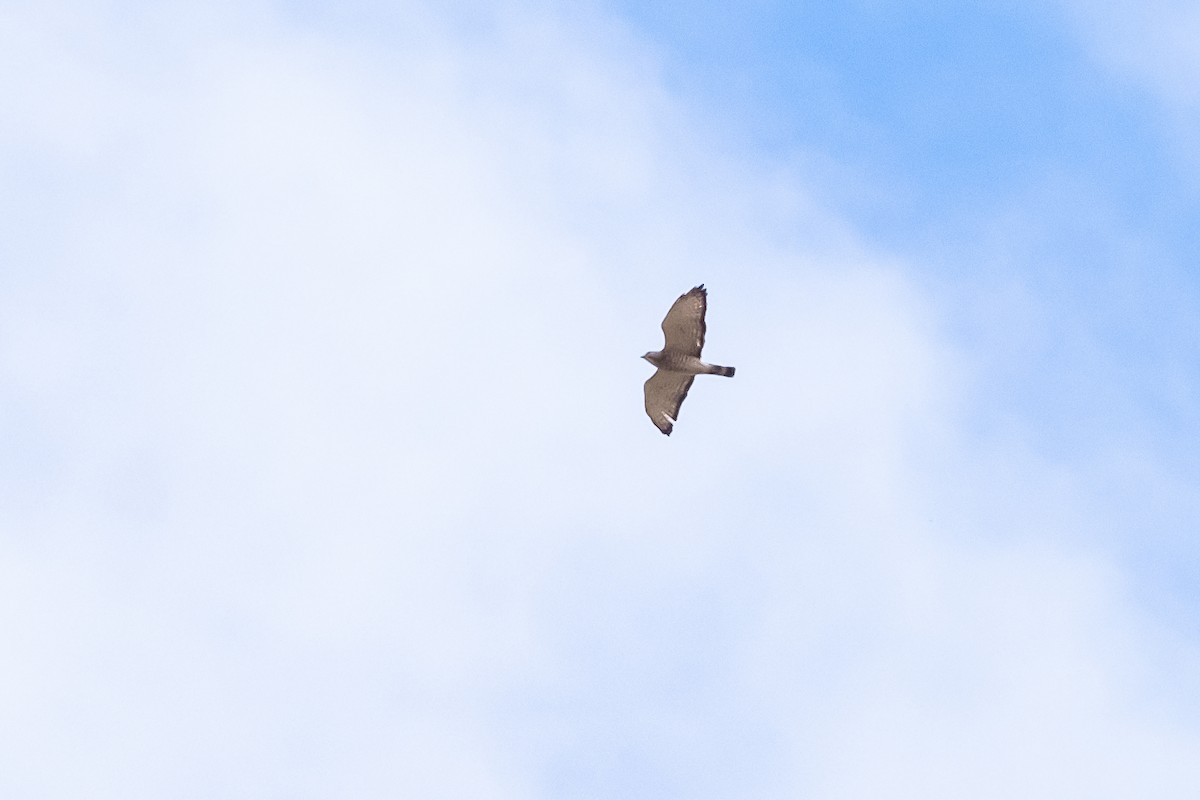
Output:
top-left (709, 365), bottom-right (735, 377)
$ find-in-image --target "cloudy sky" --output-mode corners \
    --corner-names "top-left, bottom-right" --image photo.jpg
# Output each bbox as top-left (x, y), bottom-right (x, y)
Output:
top-left (4, 0), bottom-right (1200, 797)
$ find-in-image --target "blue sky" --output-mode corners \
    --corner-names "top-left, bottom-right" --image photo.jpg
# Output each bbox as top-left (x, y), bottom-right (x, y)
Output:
top-left (3, 0), bottom-right (1200, 797)
top-left (612, 0), bottom-right (1200, 618)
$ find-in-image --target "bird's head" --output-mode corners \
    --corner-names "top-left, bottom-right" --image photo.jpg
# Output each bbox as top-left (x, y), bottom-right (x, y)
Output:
top-left (642, 351), bottom-right (661, 366)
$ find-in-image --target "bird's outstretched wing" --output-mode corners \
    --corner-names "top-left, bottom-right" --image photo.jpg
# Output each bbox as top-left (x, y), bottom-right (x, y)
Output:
top-left (643, 370), bottom-right (695, 436)
top-left (660, 285), bottom-right (706, 357)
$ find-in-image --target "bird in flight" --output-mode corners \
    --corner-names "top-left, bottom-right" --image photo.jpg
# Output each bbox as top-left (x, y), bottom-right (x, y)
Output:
top-left (642, 284), bottom-right (735, 435)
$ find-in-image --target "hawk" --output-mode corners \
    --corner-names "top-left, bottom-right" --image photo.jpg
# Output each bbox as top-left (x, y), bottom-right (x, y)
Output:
top-left (642, 284), bottom-right (735, 435)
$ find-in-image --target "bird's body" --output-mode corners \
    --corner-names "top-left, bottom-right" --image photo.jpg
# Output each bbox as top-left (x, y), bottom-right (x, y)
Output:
top-left (642, 351), bottom-right (734, 377)
top-left (641, 285), bottom-right (735, 435)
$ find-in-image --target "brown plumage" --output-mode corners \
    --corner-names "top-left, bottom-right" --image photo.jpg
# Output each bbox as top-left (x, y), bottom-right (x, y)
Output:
top-left (641, 285), bottom-right (735, 435)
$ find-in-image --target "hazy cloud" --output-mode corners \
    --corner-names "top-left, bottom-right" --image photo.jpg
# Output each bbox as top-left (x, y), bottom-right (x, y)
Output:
top-left (2, 1), bottom-right (1198, 797)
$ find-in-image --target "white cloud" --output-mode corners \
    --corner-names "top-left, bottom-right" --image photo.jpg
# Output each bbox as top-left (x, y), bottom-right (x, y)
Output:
top-left (1, 1), bottom-right (1198, 797)
top-left (1059, 0), bottom-right (1200, 110)
top-left (1058, 0), bottom-right (1200, 173)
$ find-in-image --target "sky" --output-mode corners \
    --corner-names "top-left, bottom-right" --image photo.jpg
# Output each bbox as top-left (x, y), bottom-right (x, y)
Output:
top-left (2, 0), bottom-right (1200, 797)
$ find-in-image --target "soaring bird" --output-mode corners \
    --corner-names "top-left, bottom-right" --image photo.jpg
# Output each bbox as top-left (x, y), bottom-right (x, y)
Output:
top-left (642, 285), bottom-right (735, 435)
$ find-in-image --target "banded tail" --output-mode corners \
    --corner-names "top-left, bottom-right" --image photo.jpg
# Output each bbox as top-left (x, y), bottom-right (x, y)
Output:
top-left (709, 364), bottom-right (735, 377)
